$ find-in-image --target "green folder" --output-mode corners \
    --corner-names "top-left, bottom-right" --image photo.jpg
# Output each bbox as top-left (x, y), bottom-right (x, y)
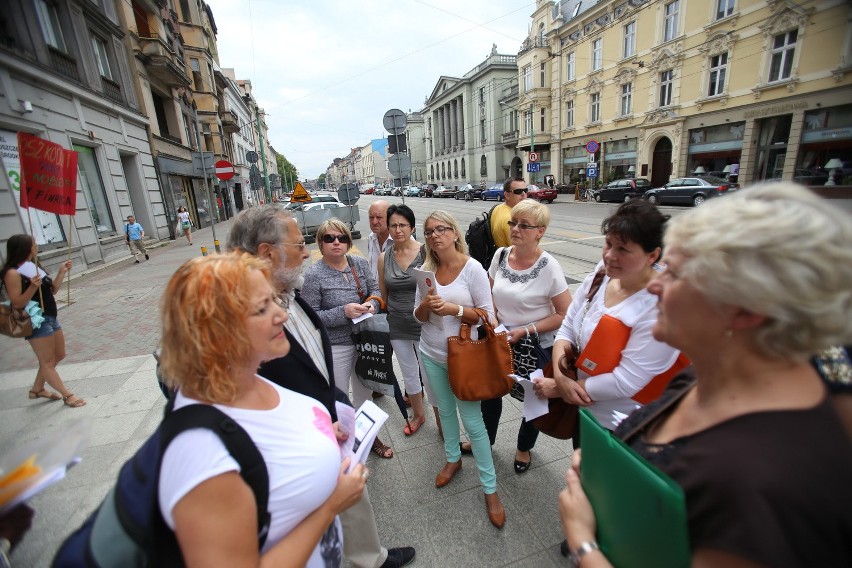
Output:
top-left (578, 409), bottom-right (690, 567)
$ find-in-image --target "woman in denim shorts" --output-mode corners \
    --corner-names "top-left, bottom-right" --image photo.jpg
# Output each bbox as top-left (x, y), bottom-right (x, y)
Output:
top-left (1, 235), bottom-right (85, 407)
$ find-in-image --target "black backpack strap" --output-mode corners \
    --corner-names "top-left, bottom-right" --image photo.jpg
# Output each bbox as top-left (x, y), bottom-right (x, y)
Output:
top-left (159, 404), bottom-right (271, 549)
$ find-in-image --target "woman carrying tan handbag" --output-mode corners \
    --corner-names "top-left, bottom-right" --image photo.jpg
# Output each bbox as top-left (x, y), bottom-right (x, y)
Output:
top-left (413, 210), bottom-right (506, 529)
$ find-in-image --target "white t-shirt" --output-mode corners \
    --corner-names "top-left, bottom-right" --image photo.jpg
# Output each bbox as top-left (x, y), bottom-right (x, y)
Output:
top-left (178, 211), bottom-right (191, 225)
top-left (414, 257), bottom-right (494, 363)
top-left (555, 262), bottom-right (680, 430)
top-left (488, 246), bottom-right (569, 348)
top-left (159, 377), bottom-right (343, 565)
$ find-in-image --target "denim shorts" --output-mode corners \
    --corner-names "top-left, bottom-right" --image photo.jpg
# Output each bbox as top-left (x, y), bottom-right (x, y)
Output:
top-left (26, 315), bottom-right (61, 340)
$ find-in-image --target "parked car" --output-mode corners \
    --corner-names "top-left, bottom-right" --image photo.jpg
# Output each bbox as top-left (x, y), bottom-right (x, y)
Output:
top-left (481, 183), bottom-right (505, 201)
top-left (526, 184), bottom-right (557, 203)
top-left (422, 184), bottom-right (437, 197)
top-left (455, 183), bottom-right (483, 200)
top-left (403, 186), bottom-right (421, 197)
top-left (432, 185), bottom-right (456, 198)
top-left (391, 187), bottom-right (403, 196)
top-left (594, 178), bottom-right (651, 203)
top-left (643, 176), bottom-right (734, 206)
top-left (284, 193), bottom-right (341, 211)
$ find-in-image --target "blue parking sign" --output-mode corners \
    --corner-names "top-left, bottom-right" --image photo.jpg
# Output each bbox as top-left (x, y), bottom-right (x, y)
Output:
top-left (587, 166), bottom-right (598, 178)
top-left (527, 163), bottom-right (541, 172)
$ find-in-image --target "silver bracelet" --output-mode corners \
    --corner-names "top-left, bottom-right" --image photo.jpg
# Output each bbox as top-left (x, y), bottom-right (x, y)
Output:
top-left (570, 540), bottom-right (600, 566)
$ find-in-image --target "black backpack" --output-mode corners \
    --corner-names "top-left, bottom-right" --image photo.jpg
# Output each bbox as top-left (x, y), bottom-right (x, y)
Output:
top-left (52, 400), bottom-right (270, 567)
top-left (465, 204), bottom-right (499, 270)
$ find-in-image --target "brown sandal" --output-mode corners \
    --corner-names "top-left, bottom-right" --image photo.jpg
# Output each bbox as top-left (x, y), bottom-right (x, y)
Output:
top-left (370, 438), bottom-right (394, 459)
top-left (63, 394), bottom-right (87, 408)
top-left (29, 389), bottom-right (62, 401)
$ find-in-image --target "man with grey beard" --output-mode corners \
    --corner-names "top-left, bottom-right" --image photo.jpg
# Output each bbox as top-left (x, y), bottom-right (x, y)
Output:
top-left (227, 206), bottom-right (415, 568)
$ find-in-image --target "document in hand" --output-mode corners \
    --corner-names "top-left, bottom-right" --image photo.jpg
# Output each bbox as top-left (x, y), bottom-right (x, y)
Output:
top-left (579, 409), bottom-right (690, 568)
top-left (411, 268), bottom-right (443, 329)
top-left (337, 400), bottom-right (389, 471)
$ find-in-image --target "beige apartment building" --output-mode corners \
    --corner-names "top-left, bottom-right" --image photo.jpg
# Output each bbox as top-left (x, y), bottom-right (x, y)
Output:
top-left (518, 0), bottom-right (852, 189)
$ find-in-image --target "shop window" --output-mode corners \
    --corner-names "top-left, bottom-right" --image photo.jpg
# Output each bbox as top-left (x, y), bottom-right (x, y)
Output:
top-left (754, 115), bottom-right (792, 181)
top-left (74, 145), bottom-right (115, 234)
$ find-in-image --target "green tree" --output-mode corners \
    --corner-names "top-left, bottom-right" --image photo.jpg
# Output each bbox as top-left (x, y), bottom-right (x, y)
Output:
top-left (317, 173), bottom-right (326, 188)
top-left (275, 154), bottom-right (299, 191)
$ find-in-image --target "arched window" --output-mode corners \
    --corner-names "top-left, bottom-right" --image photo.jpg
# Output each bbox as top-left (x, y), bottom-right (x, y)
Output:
top-left (480, 155), bottom-right (487, 176)
top-left (539, 23), bottom-right (545, 45)
top-left (454, 159), bottom-right (458, 178)
top-left (441, 162), bottom-right (445, 178)
top-left (430, 164), bottom-right (434, 179)
top-left (461, 158), bottom-right (466, 177)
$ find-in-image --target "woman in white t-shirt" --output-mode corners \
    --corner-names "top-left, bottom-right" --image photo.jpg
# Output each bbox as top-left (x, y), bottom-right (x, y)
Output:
top-left (177, 206), bottom-right (193, 245)
top-left (157, 253), bottom-right (366, 567)
top-left (414, 211), bottom-right (506, 529)
top-left (485, 200), bottom-right (572, 474)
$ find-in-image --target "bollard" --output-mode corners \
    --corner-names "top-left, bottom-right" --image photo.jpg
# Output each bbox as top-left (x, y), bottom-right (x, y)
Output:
top-left (201, 246), bottom-right (208, 256)
top-left (214, 239), bottom-right (221, 254)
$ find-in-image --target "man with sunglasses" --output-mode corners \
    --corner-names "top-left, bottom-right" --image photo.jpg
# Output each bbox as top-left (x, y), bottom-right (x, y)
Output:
top-left (226, 207), bottom-right (416, 568)
top-left (490, 178), bottom-right (528, 248)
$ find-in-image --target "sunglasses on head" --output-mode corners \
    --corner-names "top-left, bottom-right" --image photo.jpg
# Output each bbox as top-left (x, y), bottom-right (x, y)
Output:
top-left (321, 234), bottom-right (351, 244)
top-left (508, 188), bottom-right (528, 195)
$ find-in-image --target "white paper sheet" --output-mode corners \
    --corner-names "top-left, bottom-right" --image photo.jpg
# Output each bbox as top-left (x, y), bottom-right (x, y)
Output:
top-left (411, 267), bottom-right (443, 329)
top-left (510, 369), bottom-right (549, 421)
top-left (336, 400), bottom-right (389, 471)
top-left (15, 261), bottom-right (47, 280)
top-left (351, 312), bottom-right (374, 324)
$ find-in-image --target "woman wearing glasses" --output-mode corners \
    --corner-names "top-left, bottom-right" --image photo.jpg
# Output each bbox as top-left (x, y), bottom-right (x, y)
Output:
top-left (302, 219), bottom-right (394, 459)
top-left (414, 211), bottom-right (506, 529)
top-left (487, 200), bottom-right (572, 473)
top-left (376, 204), bottom-right (438, 437)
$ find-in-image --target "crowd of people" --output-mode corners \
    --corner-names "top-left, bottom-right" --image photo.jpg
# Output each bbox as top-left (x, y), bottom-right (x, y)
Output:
top-left (5, 178), bottom-right (850, 566)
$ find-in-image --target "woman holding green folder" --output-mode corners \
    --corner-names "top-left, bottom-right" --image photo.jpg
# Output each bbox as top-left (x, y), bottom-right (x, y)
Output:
top-left (559, 183), bottom-right (852, 567)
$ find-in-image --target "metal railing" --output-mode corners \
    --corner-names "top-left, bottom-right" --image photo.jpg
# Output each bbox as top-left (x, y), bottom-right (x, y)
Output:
top-left (48, 46), bottom-right (79, 81)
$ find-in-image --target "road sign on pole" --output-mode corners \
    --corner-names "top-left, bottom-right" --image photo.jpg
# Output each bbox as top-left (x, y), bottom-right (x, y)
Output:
top-left (383, 109), bottom-right (407, 135)
top-left (529, 152), bottom-right (540, 163)
top-left (290, 181), bottom-right (312, 203)
top-left (527, 163), bottom-right (541, 173)
top-left (585, 140), bottom-right (600, 154)
top-left (587, 166), bottom-right (598, 178)
top-left (214, 160), bottom-right (235, 181)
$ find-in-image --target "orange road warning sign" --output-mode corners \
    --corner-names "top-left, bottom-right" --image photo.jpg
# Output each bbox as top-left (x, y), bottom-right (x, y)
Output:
top-left (290, 182), bottom-right (312, 203)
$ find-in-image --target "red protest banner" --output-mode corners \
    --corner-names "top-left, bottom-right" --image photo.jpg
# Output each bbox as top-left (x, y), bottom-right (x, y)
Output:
top-left (17, 132), bottom-right (77, 215)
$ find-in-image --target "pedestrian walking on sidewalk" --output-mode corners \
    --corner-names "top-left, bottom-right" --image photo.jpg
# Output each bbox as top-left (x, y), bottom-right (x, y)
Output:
top-left (177, 206), bottom-right (193, 245)
top-left (1, 235), bottom-right (86, 407)
top-left (125, 215), bottom-right (149, 263)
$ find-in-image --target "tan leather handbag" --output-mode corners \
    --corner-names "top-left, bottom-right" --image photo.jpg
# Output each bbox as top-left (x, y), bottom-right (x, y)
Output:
top-left (447, 307), bottom-right (514, 401)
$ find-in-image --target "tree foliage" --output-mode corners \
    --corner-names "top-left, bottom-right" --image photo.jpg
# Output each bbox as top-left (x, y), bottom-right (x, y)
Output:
top-left (275, 153), bottom-right (299, 190)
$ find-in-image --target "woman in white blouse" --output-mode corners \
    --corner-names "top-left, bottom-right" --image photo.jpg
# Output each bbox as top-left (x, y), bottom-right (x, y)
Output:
top-left (413, 211), bottom-right (506, 529)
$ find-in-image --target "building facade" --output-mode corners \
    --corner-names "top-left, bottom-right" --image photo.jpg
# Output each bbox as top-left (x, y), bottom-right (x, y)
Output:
top-left (424, 47), bottom-right (520, 188)
top-left (1, 0), bottom-right (169, 271)
top-left (405, 110), bottom-right (427, 185)
top-left (519, 0), bottom-right (852, 189)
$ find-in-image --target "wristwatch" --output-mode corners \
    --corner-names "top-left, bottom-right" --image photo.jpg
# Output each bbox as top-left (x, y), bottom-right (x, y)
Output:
top-left (569, 540), bottom-right (600, 566)
top-left (456, 304), bottom-right (464, 318)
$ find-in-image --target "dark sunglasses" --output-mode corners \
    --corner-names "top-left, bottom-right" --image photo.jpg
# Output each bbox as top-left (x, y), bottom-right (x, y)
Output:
top-left (321, 234), bottom-right (351, 244)
top-left (508, 188), bottom-right (528, 195)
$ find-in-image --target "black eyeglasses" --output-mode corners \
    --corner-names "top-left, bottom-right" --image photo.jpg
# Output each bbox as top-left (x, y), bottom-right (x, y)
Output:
top-left (423, 225), bottom-right (453, 238)
top-left (508, 221), bottom-right (541, 230)
top-left (507, 188), bottom-right (528, 195)
top-left (321, 234), bottom-right (351, 244)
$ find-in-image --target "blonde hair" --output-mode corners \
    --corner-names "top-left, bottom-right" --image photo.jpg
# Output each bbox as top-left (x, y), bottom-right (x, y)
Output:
top-left (511, 199), bottom-right (551, 229)
top-left (159, 253), bottom-right (272, 403)
top-left (665, 182), bottom-right (852, 358)
top-left (316, 218), bottom-right (353, 254)
top-left (422, 210), bottom-right (466, 272)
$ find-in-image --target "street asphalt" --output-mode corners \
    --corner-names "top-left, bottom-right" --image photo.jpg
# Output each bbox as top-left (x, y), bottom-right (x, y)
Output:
top-left (0, 201), bottom-right (585, 567)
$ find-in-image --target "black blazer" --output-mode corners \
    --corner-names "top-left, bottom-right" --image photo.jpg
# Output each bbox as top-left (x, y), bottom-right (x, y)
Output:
top-left (258, 293), bottom-right (350, 421)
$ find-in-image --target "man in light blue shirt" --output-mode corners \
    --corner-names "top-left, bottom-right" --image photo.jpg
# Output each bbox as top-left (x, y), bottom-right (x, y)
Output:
top-left (125, 215), bottom-right (148, 263)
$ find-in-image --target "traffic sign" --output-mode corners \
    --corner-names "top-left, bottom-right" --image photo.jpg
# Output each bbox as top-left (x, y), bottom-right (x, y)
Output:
top-left (388, 154), bottom-right (411, 177)
top-left (246, 150), bottom-right (259, 164)
top-left (383, 109), bottom-right (407, 135)
top-left (529, 152), bottom-right (539, 163)
top-left (587, 166), bottom-right (598, 178)
top-left (527, 163), bottom-right (541, 173)
top-left (586, 140), bottom-right (600, 154)
top-left (214, 159), bottom-right (235, 181)
top-left (290, 181), bottom-right (312, 203)
top-left (587, 163), bottom-right (598, 169)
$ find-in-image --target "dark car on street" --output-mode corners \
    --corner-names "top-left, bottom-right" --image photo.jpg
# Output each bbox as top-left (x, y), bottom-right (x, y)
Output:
top-left (594, 178), bottom-right (650, 203)
top-left (643, 176), bottom-right (735, 206)
top-left (421, 184), bottom-right (436, 197)
top-left (526, 184), bottom-right (558, 203)
top-left (455, 184), bottom-right (483, 200)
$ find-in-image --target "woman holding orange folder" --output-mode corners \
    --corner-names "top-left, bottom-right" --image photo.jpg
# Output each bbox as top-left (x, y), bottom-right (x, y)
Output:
top-left (559, 183), bottom-right (852, 567)
top-left (536, 200), bottom-right (687, 432)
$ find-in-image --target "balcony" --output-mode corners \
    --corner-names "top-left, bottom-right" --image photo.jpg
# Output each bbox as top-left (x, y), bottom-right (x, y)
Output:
top-left (101, 76), bottom-right (123, 103)
top-left (221, 110), bottom-right (240, 134)
top-left (502, 130), bottom-right (519, 144)
top-left (137, 35), bottom-right (192, 87)
top-left (47, 46), bottom-right (79, 81)
top-left (518, 37), bottom-right (548, 56)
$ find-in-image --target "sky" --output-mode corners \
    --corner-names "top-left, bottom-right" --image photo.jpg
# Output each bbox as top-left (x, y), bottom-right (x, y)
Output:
top-left (209, 0), bottom-right (535, 179)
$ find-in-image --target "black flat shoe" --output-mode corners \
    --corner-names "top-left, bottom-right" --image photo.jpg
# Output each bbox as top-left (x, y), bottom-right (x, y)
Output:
top-left (459, 442), bottom-right (473, 455)
top-left (513, 453), bottom-right (532, 474)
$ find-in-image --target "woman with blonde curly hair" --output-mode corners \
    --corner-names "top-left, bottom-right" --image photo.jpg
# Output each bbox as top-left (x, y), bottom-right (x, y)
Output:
top-left (158, 253), bottom-right (366, 567)
top-left (414, 211), bottom-right (506, 528)
top-left (559, 183), bottom-right (852, 567)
